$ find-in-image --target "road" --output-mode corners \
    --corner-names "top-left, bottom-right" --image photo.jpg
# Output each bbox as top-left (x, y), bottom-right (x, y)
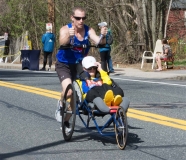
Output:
top-left (0, 69), bottom-right (186, 160)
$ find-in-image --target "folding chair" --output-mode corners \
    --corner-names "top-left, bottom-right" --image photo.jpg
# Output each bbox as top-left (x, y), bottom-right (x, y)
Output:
top-left (141, 39), bottom-right (163, 69)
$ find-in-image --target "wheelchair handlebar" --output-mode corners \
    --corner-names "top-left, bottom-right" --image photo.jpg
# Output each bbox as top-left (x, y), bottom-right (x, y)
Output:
top-left (59, 44), bottom-right (109, 50)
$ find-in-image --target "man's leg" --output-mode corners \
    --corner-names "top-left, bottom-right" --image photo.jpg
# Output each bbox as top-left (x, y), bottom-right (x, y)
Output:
top-left (55, 61), bottom-right (73, 123)
top-left (107, 51), bottom-right (114, 72)
top-left (61, 78), bottom-right (73, 122)
top-left (100, 51), bottom-right (108, 72)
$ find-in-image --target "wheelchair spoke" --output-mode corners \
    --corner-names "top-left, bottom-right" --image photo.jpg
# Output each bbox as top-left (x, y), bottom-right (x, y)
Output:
top-left (114, 107), bottom-right (128, 150)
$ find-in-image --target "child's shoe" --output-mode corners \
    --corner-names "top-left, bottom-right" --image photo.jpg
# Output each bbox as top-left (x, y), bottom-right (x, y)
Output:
top-left (112, 95), bottom-right (122, 106)
top-left (104, 90), bottom-right (114, 106)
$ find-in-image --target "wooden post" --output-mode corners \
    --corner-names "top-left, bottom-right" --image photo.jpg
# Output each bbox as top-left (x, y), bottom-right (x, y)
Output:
top-left (47, 0), bottom-right (56, 60)
top-left (48, 0), bottom-right (55, 34)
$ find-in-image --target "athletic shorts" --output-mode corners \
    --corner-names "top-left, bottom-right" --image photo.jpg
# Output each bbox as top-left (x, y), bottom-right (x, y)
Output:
top-left (55, 61), bottom-right (77, 83)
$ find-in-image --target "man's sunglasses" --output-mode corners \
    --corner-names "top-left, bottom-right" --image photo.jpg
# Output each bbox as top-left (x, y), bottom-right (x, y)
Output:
top-left (86, 66), bottom-right (97, 70)
top-left (73, 16), bottom-right (86, 21)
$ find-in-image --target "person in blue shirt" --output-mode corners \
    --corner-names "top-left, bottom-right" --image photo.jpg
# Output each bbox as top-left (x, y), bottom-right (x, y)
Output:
top-left (55, 7), bottom-right (108, 127)
top-left (40, 28), bottom-right (55, 71)
top-left (98, 22), bottom-right (114, 73)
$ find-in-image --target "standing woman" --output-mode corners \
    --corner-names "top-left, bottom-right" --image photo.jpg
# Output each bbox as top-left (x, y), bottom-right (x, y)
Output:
top-left (155, 38), bottom-right (172, 71)
top-left (98, 22), bottom-right (113, 72)
top-left (40, 28), bottom-right (55, 71)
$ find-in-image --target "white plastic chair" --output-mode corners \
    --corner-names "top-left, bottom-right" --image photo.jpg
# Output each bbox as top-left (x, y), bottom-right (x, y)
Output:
top-left (141, 39), bottom-right (163, 69)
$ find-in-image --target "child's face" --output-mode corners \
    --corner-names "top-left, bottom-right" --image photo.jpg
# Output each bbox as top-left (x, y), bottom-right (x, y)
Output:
top-left (84, 67), bottom-right (97, 77)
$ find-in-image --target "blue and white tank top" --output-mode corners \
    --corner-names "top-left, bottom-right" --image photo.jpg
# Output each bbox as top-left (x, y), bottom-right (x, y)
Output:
top-left (56, 23), bottom-right (90, 64)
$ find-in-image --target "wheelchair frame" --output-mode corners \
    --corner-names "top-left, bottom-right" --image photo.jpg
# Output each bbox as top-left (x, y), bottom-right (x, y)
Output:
top-left (60, 79), bottom-right (129, 150)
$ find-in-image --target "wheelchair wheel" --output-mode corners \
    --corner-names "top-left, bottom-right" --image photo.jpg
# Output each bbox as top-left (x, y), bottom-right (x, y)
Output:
top-left (114, 107), bottom-right (128, 150)
top-left (73, 80), bottom-right (83, 104)
top-left (61, 83), bottom-right (76, 141)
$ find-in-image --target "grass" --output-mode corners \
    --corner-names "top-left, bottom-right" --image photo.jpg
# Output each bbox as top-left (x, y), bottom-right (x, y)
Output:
top-left (174, 60), bottom-right (186, 66)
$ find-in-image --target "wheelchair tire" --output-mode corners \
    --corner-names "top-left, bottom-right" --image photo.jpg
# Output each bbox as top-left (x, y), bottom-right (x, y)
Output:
top-left (61, 84), bottom-right (76, 141)
top-left (114, 107), bottom-right (128, 150)
top-left (73, 80), bottom-right (83, 103)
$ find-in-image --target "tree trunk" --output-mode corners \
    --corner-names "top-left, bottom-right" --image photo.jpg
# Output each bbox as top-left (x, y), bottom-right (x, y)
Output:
top-left (164, 0), bottom-right (172, 38)
top-left (151, 0), bottom-right (156, 48)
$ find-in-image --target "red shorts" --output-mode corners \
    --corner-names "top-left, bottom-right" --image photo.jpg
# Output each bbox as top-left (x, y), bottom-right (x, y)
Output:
top-left (161, 57), bottom-right (167, 61)
top-left (160, 55), bottom-right (167, 60)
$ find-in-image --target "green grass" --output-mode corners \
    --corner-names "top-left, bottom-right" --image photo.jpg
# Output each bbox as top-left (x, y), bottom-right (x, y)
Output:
top-left (174, 60), bottom-right (186, 66)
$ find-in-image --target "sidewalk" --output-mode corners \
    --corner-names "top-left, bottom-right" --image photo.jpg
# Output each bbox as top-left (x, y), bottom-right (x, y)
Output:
top-left (0, 62), bottom-right (186, 80)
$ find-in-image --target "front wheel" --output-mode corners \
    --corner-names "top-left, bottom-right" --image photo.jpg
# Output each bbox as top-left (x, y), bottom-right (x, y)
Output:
top-left (61, 84), bottom-right (76, 141)
top-left (114, 107), bottom-right (128, 150)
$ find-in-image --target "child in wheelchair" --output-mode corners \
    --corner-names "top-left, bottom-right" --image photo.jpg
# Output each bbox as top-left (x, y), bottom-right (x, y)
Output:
top-left (55, 56), bottom-right (128, 133)
top-left (79, 56), bottom-right (124, 107)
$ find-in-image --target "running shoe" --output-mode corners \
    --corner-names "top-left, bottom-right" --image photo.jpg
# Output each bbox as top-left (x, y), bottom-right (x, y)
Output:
top-left (64, 121), bottom-right (72, 134)
top-left (55, 100), bottom-right (62, 122)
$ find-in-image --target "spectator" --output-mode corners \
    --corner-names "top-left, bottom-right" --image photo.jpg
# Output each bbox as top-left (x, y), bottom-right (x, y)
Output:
top-left (40, 28), bottom-right (55, 71)
top-left (98, 22), bottom-right (114, 73)
top-left (155, 38), bottom-right (172, 71)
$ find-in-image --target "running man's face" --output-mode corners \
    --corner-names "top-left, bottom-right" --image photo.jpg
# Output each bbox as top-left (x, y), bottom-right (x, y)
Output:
top-left (71, 9), bottom-right (86, 29)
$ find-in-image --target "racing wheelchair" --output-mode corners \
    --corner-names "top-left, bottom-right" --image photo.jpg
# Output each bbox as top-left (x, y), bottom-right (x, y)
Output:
top-left (60, 78), bottom-right (130, 150)
top-left (58, 43), bottom-right (130, 149)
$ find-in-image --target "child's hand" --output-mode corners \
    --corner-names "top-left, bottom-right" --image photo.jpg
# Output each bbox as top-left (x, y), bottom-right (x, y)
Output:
top-left (86, 80), bottom-right (96, 89)
top-left (94, 62), bottom-right (102, 71)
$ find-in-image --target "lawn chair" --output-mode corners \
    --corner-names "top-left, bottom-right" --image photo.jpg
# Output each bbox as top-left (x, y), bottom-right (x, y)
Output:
top-left (141, 39), bottom-right (163, 69)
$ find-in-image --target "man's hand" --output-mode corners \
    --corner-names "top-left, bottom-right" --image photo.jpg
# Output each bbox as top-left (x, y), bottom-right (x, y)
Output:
top-left (69, 26), bottom-right (75, 37)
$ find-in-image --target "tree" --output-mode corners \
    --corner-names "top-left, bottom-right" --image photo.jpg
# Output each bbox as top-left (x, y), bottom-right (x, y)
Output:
top-left (0, 0), bottom-right (184, 64)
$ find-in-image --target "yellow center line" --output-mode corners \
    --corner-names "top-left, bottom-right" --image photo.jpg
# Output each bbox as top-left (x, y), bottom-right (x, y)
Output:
top-left (1, 81), bottom-right (186, 131)
top-left (0, 81), bottom-right (61, 99)
top-left (127, 113), bottom-right (186, 131)
top-left (128, 108), bottom-right (186, 126)
top-left (0, 81), bottom-right (60, 97)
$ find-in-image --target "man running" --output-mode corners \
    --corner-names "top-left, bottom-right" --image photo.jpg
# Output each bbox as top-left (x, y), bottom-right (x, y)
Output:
top-left (55, 7), bottom-right (108, 124)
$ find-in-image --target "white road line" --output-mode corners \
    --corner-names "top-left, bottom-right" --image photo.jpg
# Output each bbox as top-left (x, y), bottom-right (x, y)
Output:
top-left (111, 77), bottom-right (186, 87)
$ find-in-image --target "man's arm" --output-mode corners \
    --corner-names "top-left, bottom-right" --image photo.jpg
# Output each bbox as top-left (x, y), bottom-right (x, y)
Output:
top-left (59, 25), bottom-right (71, 45)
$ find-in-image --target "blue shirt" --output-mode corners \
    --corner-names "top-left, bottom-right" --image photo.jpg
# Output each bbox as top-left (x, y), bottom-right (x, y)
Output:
top-left (56, 23), bottom-right (90, 64)
top-left (99, 29), bottom-right (111, 52)
top-left (42, 32), bottom-right (55, 52)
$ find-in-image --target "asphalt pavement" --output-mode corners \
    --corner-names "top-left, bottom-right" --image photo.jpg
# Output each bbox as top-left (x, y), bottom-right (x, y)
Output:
top-left (0, 62), bottom-right (186, 80)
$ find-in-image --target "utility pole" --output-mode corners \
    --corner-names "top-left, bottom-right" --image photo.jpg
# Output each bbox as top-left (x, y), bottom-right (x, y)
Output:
top-left (47, 0), bottom-right (56, 57)
top-left (48, 0), bottom-right (55, 34)
top-left (164, 0), bottom-right (172, 38)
